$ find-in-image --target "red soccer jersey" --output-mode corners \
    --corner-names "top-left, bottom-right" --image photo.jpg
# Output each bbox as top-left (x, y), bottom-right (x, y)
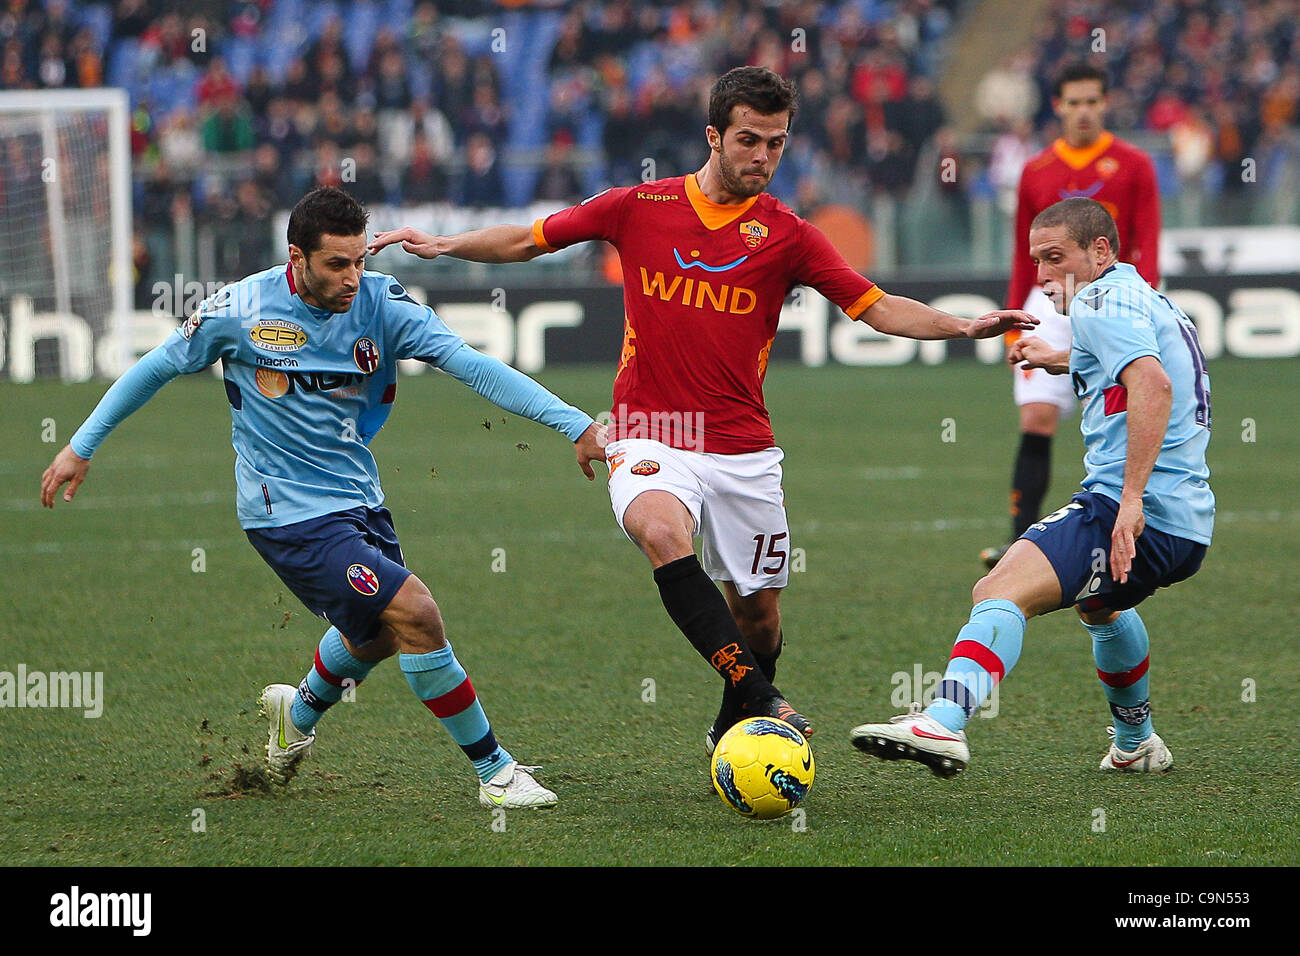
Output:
top-left (1008, 131), bottom-right (1161, 311)
top-left (533, 173), bottom-right (883, 453)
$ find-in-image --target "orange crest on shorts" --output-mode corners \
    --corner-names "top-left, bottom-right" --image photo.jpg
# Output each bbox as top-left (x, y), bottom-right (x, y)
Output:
top-left (739, 219), bottom-right (769, 249)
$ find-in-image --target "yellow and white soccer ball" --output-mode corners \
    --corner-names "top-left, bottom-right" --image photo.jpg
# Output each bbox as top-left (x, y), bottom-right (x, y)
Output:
top-left (710, 716), bottom-right (815, 819)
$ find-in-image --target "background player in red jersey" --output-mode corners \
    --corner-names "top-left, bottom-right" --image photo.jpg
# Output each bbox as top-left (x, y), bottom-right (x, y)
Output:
top-left (982, 61), bottom-right (1162, 568)
top-left (369, 67), bottom-right (1036, 753)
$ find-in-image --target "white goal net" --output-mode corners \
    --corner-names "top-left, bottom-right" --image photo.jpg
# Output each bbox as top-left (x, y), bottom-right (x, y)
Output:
top-left (0, 88), bottom-right (132, 381)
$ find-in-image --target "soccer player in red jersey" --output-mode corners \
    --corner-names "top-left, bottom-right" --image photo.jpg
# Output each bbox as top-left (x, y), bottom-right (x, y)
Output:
top-left (370, 66), bottom-right (1035, 751)
top-left (982, 61), bottom-right (1161, 568)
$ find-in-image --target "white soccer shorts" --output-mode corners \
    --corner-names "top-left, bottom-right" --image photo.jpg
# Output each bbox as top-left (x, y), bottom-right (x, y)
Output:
top-left (1012, 286), bottom-right (1078, 417)
top-left (606, 437), bottom-right (790, 596)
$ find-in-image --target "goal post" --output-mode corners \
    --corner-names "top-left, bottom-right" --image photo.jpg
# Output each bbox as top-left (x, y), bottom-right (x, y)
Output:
top-left (0, 88), bottom-right (132, 381)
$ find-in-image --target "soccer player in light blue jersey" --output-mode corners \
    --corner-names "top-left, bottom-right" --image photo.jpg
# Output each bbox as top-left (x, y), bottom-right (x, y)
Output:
top-left (40, 187), bottom-right (606, 808)
top-left (851, 197), bottom-right (1213, 776)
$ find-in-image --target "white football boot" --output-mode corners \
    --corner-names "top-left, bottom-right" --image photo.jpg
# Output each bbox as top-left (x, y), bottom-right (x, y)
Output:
top-left (258, 683), bottom-right (315, 785)
top-left (1099, 727), bottom-right (1173, 772)
top-left (478, 761), bottom-right (558, 809)
top-left (850, 702), bottom-right (970, 778)
top-left (705, 726), bottom-right (719, 758)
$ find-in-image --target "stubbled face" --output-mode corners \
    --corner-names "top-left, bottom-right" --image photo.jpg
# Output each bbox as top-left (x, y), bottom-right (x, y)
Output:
top-left (291, 232), bottom-right (366, 312)
top-left (1055, 78), bottom-right (1107, 147)
top-left (708, 106), bottom-right (789, 199)
top-left (1029, 223), bottom-right (1111, 312)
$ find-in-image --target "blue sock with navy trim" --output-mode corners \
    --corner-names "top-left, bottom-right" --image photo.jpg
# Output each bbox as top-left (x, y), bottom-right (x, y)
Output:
top-left (925, 599), bottom-right (1026, 733)
top-left (1085, 609), bottom-right (1153, 751)
top-left (400, 641), bottom-right (512, 783)
top-left (291, 627), bottom-right (378, 734)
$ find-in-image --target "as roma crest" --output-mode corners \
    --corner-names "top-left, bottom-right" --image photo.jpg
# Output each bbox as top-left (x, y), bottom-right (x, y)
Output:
top-left (739, 219), bottom-right (769, 250)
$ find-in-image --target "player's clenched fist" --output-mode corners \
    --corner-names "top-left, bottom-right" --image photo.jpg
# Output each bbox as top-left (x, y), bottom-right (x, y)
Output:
top-left (41, 444), bottom-right (91, 508)
top-left (1008, 335), bottom-right (1070, 375)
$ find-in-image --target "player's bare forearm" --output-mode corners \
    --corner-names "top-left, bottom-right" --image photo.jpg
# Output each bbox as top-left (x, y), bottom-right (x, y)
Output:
top-left (862, 294), bottom-right (1038, 340)
top-left (369, 224), bottom-right (542, 263)
top-left (862, 294), bottom-right (968, 339)
top-left (1118, 356), bottom-right (1172, 504)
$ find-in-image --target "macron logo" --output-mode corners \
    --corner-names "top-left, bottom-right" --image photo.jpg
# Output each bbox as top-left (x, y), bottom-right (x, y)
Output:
top-left (49, 886), bottom-right (151, 937)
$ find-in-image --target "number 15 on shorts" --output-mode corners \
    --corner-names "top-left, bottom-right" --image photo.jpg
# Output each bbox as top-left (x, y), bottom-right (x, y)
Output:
top-left (751, 533), bottom-right (788, 576)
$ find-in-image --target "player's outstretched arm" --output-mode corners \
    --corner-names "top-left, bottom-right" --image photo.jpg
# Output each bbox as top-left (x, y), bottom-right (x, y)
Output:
top-left (862, 293), bottom-right (1038, 340)
top-left (437, 344), bottom-right (604, 479)
top-left (367, 224), bottom-right (543, 264)
top-left (1008, 336), bottom-right (1070, 374)
top-left (39, 346), bottom-right (184, 508)
top-left (1111, 356), bottom-right (1173, 583)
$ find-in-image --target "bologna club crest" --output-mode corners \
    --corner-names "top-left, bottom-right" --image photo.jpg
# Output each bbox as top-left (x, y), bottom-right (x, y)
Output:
top-left (353, 337), bottom-right (380, 374)
top-left (738, 219), bottom-right (769, 250)
top-left (347, 563), bottom-right (380, 595)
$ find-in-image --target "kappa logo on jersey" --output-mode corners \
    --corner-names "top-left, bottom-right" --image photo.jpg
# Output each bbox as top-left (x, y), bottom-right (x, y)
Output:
top-left (1079, 287), bottom-right (1109, 310)
top-left (388, 282), bottom-right (418, 305)
top-left (179, 311), bottom-right (204, 340)
top-left (347, 563), bottom-right (380, 595)
top-left (353, 337), bottom-right (381, 374)
top-left (636, 191), bottom-right (679, 202)
top-left (738, 219), bottom-right (769, 250)
top-left (249, 319), bottom-right (308, 352)
top-left (630, 459), bottom-right (660, 476)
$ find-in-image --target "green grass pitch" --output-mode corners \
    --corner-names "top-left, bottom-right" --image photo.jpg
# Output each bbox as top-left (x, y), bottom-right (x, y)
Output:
top-left (0, 357), bottom-right (1295, 866)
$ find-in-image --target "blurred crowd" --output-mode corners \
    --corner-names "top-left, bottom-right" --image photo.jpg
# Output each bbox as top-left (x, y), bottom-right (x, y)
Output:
top-left (976, 0), bottom-right (1300, 211)
top-left (1, 0), bottom-right (1297, 289)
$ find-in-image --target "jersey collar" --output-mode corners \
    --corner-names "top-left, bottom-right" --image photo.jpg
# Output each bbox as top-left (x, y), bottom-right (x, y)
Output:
top-left (685, 172), bottom-right (760, 230)
top-left (1052, 131), bottom-right (1115, 171)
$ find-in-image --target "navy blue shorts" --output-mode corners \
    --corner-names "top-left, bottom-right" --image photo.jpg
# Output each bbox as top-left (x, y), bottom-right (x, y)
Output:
top-left (246, 506), bottom-right (412, 645)
top-left (1020, 491), bottom-right (1207, 613)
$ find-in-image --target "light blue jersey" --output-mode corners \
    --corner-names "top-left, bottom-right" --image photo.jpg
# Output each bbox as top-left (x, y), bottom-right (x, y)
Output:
top-left (1068, 262), bottom-right (1214, 544)
top-left (71, 263), bottom-right (593, 528)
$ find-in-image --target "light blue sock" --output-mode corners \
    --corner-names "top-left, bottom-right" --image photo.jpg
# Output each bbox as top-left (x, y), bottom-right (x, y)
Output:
top-left (925, 599), bottom-right (1026, 733)
top-left (400, 642), bottom-right (513, 783)
top-left (291, 627), bottom-right (378, 734)
top-left (1084, 609), bottom-right (1153, 751)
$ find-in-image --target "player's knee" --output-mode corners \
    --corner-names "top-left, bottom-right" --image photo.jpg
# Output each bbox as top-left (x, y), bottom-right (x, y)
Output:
top-left (634, 521), bottom-right (693, 565)
top-left (1020, 404), bottom-right (1059, 436)
top-left (971, 572), bottom-right (1008, 606)
top-left (407, 595), bottom-right (445, 642)
top-left (382, 578), bottom-right (446, 650)
top-left (1078, 607), bottom-right (1121, 626)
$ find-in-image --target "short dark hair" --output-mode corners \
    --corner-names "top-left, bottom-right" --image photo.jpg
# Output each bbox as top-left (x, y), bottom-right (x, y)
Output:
top-left (287, 187), bottom-right (369, 256)
top-left (1031, 197), bottom-right (1120, 256)
top-left (708, 66), bottom-right (798, 134)
top-left (1053, 60), bottom-right (1109, 98)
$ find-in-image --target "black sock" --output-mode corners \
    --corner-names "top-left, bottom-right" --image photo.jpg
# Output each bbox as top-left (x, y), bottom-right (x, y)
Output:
top-left (1011, 433), bottom-right (1052, 539)
top-left (654, 556), bottom-right (776, 703)
top-left (714, 633), bottom-right (784, 734)
top-left (754, 632), bottom-right (783, 682)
